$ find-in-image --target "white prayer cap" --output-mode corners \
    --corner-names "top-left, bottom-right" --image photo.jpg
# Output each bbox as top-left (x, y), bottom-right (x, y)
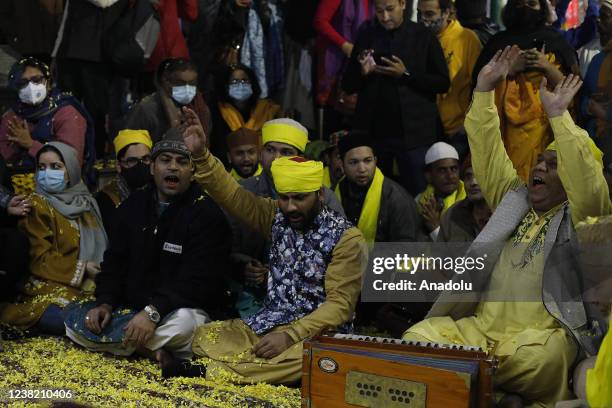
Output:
top-left (425, 142), bottom-right (459, 165)
top-left (603, 0), bottom-right (612, 10)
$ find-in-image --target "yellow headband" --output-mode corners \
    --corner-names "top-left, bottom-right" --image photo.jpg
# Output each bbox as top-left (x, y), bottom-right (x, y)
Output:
top-left (271, 156), bottom-right (324, 194)
top-left (262, 122), bottom-right (308, 153)
top-left (546, 139), bottom-right (603, 168)
top-left (114, 129), bottom-right (153, 156)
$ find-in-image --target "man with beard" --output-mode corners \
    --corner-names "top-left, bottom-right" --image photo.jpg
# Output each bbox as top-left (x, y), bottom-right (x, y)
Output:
top-left (180, 108), bottom-right (366, 384)
top-left (95, 129), bottom-right (153, 234)
top-left (226, 127), bottom-right (262, 180)
top-left (229, 118), bottom-right (344, 318)
top-left (418, 0), bottom-right (482, 160)
top-left (437, 156), bottom-right (492, 242)
top-left (66, 138), bottom-right (232, 376)
top-left (416, 142), bottom-right (466, 241)
top-left (403, 46), bottom-right (611, 408)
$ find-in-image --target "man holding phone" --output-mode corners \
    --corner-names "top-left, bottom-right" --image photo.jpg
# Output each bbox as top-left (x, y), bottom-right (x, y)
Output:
top-left (342, 0), bottom-right (450, 197)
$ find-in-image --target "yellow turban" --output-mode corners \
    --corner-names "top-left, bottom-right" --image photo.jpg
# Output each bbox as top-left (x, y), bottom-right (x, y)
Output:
top-left (271, 156), bottom-right (324, 194)
top-left (113, 129), bottom-right (153, 156)
top-left (262, 120), bottom-right (308, 153)
top-left (546, 138), bottom-right (603, 168)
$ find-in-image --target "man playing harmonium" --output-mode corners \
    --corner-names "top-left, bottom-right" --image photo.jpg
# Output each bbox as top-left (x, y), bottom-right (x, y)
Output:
top-left (180, 108), bottom-right (368, 384)
top-left (403, 46), bottom-right (611, 407)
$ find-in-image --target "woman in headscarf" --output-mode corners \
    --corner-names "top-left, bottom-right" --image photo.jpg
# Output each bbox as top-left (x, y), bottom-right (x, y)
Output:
top-left (472, 0), bottom-right (578, 182)
top-left (0, 142), bottom-right (108, 335)
top-left (210, 64), bottom-right (280, 162)
top-left (0, 57), bottom-right (95, 194)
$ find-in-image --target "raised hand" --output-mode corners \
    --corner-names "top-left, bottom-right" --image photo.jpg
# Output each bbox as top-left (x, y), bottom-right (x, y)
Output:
top-left (475, 45), bottom-right (521, 92)
top-left (180, 107), bottom-right (207, 156)
top-left (540, 74), bottom-right (582, 118)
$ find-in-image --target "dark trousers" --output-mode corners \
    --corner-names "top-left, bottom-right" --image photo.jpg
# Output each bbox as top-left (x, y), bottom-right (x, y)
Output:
top-left (375, 139), bottom-right (429, 197)
top-left (0, 227), bottom-right (29, 302)
top-left (56, 58), bottom-right (112, 157)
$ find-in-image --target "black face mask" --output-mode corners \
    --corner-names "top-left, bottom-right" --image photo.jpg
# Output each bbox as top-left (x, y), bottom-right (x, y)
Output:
top-left (517, 7), bottom-right (542, 28)
top-left (121, 162), bottom-right (152, 191)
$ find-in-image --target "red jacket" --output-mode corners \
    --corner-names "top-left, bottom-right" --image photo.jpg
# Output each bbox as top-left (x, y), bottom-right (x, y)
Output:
top-left (146, 0), bottom-right (198, 71)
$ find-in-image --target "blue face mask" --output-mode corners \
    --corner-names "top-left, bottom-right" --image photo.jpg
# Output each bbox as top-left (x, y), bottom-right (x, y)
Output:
top-left (37, 169), bottom-right (67, 193)
top-left (171, 85), bottom-right (197, 105)
top-left (229, 83), bottom-right (253, 101)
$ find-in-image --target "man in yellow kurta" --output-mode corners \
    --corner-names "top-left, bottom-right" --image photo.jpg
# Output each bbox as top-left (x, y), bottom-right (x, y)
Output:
top-left (403, 47), bottom-right (611, 407)
top-left (179, 115), bottom-right (367, 384)
top-left (418, 0), bottom-right (482, 158)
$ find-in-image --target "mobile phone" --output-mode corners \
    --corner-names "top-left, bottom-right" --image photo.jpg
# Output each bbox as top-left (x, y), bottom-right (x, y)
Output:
top-left (374, 52), bottom-right (393, 65)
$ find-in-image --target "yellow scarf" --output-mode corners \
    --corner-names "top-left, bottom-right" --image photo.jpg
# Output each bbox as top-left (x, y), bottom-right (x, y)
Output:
top-left (417, 180), bottom-right (467, 216)
top-left (229, 163), bottom-right (263, 181)
top-left (335, 168), bottom-right (384, 246)
top-left (219, 99), bottom-right (280, 132)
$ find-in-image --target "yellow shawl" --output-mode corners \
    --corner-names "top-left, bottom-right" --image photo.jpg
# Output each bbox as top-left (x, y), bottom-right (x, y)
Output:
top-left (417, 180), bottom-right (466, 216)
top-left (335, 168), bottom-right (384, 246)
top-left (219, 99), bottom-right (281, 132)
top-left (587, 326), bottom-right (612, 408)
top-left (230, 163), bottom-right (263, 181)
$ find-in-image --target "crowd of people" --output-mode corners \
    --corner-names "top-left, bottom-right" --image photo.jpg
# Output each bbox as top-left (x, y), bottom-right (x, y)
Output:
top-left (0, 0), bottom-right (611, 407)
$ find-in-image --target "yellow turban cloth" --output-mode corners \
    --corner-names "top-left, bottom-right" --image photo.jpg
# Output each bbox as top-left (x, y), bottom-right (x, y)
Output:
top-left (271, 156), bottom-right (324, 194)
top-left (546, 138), bottom-right (603, 168)
top-left (262, 122), bottom-right (308, 153)
top-left (113, 129), bottom-right (153, 156)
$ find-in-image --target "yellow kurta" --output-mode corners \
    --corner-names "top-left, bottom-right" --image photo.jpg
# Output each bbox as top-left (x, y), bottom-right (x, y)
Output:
top-left (190, 150), bottom-right (367, 384)
top-left (0, 194), bottom-right (91, 329)
top-left (437, 19), bottom-right (482, 135)
top-left (404, 91), bottom-right (611, 407)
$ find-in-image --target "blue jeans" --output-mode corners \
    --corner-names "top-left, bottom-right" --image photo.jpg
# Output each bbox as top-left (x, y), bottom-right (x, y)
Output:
top-left (36, 304), bottom-right (68, 336)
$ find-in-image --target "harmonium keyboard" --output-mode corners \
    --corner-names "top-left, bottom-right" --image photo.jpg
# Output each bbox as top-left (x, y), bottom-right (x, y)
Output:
top-left (302, 333), bottom-right (496, 408)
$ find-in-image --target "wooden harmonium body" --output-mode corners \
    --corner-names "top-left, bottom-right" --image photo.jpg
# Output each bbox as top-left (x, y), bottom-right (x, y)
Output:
top-left (302, 333), bottom-right (496, 408)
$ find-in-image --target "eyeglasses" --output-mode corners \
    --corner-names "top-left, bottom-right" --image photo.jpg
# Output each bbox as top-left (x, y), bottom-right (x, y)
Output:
top-left (16, 75), bottom-right (46, 89)
top-left (121, 155), bottom-right (152, 168)
top-left (229, 78), bottom-right (251, 85)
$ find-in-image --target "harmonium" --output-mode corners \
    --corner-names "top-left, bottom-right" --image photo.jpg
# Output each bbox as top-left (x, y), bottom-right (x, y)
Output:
top-left (302, 333), bottom-right (496, 408)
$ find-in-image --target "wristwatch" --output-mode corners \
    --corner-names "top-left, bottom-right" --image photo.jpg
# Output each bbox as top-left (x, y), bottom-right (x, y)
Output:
top-left (144, 305), bottom-right (160, 324)
top-left (402, 70), bottom-right (410, 78)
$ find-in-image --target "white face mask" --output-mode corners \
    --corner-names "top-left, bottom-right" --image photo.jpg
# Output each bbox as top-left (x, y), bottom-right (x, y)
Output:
top-left (19, 82), bottom-right (47, 105)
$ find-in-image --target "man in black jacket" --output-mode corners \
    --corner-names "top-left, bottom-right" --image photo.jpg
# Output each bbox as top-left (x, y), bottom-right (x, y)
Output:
top-left (342, 0), bottom-right (450, 197)
top-left (334, 131), bottom-right (424, 335)
top-left (65, 139), bottom-right (232, 372)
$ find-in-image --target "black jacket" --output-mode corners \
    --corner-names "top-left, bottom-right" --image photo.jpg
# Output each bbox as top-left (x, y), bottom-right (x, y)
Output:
top-left (56, 0), bottom-right (128, 62)
top-left (339, 177), bottom-right (422, 242)
top-left (95, 183), bottom-right (232, 319)
top-left (343, 19), bottom-right (450, 149)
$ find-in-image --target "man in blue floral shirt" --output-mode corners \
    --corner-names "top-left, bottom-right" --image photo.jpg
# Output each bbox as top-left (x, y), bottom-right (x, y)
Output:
top-left (182, 109), bottom-right (367, 384)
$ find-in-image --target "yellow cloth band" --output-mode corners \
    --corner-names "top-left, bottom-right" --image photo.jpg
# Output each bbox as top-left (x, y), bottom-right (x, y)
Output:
top-left (546, 138), bottom-right (603, 168)
top-left (271, 156), bottom-right (323, 193)
top-left (335, 167), bottom-right (384, 247)
top-left (262, 123), bottom-right (308, 153)
top-left (113, 129), bottom-right (153, 156)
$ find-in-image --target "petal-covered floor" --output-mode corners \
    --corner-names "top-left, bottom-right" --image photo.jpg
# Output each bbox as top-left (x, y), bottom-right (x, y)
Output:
top-left (0, 337), bottom-right (301, 407)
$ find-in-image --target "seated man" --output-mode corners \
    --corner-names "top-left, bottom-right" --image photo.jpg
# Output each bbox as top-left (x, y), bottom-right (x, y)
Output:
top-left (437, 155), bottom-right (492, 242)
top-left (417, 141), bottom-right (465, 241)
top-left (226, 127), bottom-right (262, 181)
top-left (403, 47), bottom-right (611, 407)
top-left (230, 118), bottom-right (345, 318)
top-left (95, 129), bottom-right (153, 233)
top-left (180, 109), bottom-right (367, 384)
top-left (334, 131), bottom-right (423, 334)
top-left (322, 130), bottom-right (347, 190)
top-left (65, 139), bottom-right (232, 373)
